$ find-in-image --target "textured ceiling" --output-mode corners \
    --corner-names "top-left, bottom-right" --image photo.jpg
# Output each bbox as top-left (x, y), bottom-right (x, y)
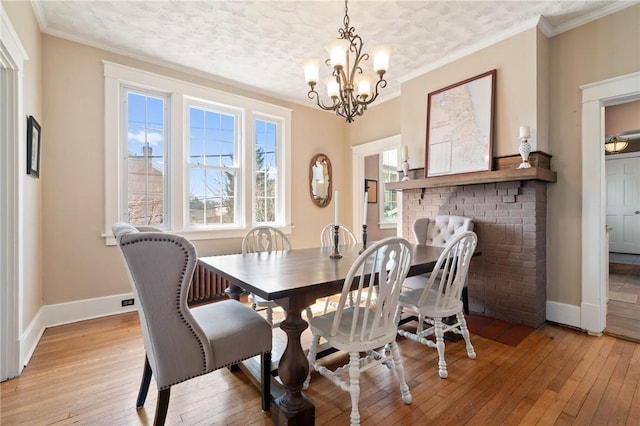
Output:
top-left (34, 1), bottom-right (634, 106)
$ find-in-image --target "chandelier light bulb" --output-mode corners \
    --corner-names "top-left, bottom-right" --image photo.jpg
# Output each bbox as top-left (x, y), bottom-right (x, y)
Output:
top-left (356, 76), bottom-right (372, 98)
top-left (372, 45), bottom-right (391, 74)
top-left (326, 78), bottom-right (340, 98)
top-left (304, 59), bottom-right (320, 85)
top-left (325, 39), bottom-right (349, 70)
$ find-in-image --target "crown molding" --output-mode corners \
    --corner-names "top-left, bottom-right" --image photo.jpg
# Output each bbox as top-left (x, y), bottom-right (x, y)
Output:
top-left (29, 0), bottom-right (47, 30)
top-left (548, 0), bottom-right (640, 37)
top-left (536, 15), bottom-right (554, 38)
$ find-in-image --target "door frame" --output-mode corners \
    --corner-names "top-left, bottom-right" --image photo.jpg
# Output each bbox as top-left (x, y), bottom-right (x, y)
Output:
top-left (580, 71), bottom-right (640, 333)
top-left (351, 135), bottom-right (401, 235)
top-left (1, 5), bottom-right (28, 380)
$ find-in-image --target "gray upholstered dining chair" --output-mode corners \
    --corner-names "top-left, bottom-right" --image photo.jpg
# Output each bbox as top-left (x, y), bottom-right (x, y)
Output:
top-left (397, 231), bottom-right (478, 379)
top-left (407, 215), bottom-right (474, 313)
top-left (304, 237), bottom-right (413, 426)
top-left (242, 226), bottom-right (292, 327)
top-left (112, 222), bottom-right (272, 426)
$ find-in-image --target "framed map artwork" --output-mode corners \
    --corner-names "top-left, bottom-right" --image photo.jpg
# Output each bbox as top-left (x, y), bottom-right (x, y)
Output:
top-left (425, 69), bottom-right (496, 177)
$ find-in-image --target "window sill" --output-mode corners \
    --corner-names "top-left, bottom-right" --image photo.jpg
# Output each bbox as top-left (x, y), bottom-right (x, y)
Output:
top-left (104, 225), bottom-right (294, 246)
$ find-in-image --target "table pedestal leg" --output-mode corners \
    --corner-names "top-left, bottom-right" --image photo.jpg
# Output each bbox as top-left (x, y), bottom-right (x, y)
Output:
top-left (271, 303), bottom-right (315, 425)
top-left (224, 284), bottom-right (244, 301)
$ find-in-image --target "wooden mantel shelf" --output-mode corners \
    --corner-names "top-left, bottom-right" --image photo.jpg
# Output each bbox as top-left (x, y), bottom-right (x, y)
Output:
top-left (387, 167), bottom-right (557, 191)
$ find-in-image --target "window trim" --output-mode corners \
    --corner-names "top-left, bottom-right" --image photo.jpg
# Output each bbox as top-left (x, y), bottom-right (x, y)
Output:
top-left (103, 61), bottom-right (292, 245)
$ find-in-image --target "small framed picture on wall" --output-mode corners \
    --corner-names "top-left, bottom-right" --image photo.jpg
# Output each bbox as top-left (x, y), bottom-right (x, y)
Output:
top-left (27, 115), bottom-right (41, 178)
top-left (365, 179), bottom-right (377, 203)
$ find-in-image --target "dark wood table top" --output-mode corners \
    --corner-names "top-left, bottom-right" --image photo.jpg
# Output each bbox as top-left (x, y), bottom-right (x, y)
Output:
top-left (198, 243), bottom-right (445, 302)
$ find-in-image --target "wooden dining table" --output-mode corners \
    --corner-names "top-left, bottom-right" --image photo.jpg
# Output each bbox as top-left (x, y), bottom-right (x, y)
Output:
top-left (198, 242), bottom-right (445, 426)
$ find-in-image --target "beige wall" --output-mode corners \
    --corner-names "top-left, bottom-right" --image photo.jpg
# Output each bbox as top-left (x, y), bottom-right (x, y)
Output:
top-left (4, 1), bottom-right (43, 333)
top-left (40, 35), bottom-right (345, 304)
top-left (547, 5), bottom-right (640, 305)
top-left (536, 28), bottom-right (550, 154)
top-left (347, 96), bottom-right (402, 148)
top-left (605, 100), bottom-right (640, 135)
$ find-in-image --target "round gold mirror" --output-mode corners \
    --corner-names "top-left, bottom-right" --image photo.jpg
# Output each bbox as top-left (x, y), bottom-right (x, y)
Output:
top-left (309, 153), bottom-right (332, 207)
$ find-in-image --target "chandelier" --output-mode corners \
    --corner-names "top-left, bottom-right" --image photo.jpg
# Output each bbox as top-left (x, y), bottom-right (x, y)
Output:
top-left (604, 136), bottom-right (629, 153)
top-left (304, 0), bottom-right (391, 123)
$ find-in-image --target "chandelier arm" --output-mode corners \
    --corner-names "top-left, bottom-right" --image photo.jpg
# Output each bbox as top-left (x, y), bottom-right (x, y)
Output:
top-left (357, 77), bottom-right (387, 105)
top-left (308, 88), bottom-right (340, 112)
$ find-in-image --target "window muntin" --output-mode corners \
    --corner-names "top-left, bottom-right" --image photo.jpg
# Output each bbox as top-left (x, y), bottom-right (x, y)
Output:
top-left (380, 149), bottom-right (399, 223)
top-left (123, 88), bottom-right (168, 226)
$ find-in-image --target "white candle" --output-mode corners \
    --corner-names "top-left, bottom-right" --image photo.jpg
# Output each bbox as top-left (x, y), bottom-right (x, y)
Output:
top-left (334, 190), bottom-right (339, 225)
top-left (519, 126), bottom-right (531, 139)
top-left (402, 145), bottom-right (409, 161)
top-left (363, 191), bottom-right (368, 225)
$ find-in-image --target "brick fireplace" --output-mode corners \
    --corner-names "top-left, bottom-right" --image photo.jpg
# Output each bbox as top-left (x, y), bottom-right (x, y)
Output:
top-left (391, 155), bottom-right (555, 328)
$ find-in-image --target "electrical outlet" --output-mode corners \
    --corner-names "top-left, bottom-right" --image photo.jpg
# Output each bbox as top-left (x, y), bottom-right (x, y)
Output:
top-left (121, 298), bottom-right (135, 307)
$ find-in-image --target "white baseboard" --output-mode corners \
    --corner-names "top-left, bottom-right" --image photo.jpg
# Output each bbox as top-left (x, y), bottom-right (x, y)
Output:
top-left (19, 292), bottom-right (137, 368)
top-left (19, 308), bottom-right (45, 373)
top-left (546, 301), bottom-right (582, 329)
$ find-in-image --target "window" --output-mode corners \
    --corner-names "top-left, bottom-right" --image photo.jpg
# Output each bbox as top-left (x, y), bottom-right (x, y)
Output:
top-left (380, 149), bottom-right (399, 224)
top-left (104, 62), bottom-right (291, 244)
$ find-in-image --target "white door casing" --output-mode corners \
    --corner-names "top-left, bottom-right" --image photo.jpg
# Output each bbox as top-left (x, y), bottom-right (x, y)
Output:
top-left (1, 5), bottom-right (29, 381)
top-left (606, 155), bottom-right (640, 254)
top-left (351, 135), bottom-right (401, 238)
top-left (581, 71), bottom-right (640, 334)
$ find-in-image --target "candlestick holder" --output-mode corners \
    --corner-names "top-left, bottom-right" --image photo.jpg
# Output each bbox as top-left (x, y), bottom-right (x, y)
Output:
top-left (402, 159), bottom-right (410, 181)
top-left (330, 225), bottom-right (342, 259)
top-left (518, 138), bottom-right (532, 169)
top-left (359, 224), bottom-right (368, 254)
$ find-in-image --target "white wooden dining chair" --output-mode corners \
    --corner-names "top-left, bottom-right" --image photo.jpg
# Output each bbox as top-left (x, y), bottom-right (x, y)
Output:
top-left (397, 231), bottom-right (478, 379)
top-left (406, 215), bottom-right (474, 313)
top-left (242, 226), bottom-right (292, 327)
top-left (319, 223), bottom-right (357, 247)
top-left (305, 224), bottom-right (359, 320)
top-left (304, 237), bottom-right (413, 426)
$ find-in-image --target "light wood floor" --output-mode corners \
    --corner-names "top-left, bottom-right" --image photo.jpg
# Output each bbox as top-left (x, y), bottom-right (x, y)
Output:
top-left (607, 267), bottom-right (640, 342)
top-left (2, 311), bottom-right (640, 425)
